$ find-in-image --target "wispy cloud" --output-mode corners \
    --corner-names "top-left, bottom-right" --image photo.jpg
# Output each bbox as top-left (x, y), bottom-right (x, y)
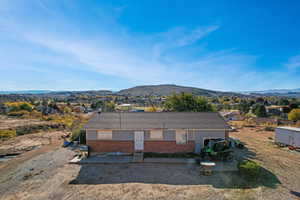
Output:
top-left (0, 0), bottom-right (299, 91)
top-left (285, 54), bottom-right (300, 69)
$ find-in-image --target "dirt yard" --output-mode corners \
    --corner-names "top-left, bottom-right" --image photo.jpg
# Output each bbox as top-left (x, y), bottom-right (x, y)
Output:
top-left (0, 127), bottom-right (300, 200)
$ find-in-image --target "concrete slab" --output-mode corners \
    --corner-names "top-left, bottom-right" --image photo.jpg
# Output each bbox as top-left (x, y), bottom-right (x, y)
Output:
top-left (143, 158), bottom-right (196, 164)
top-left (70, 155), bottom-right (133, 164)
top-left (70, 156), bottom-right (238, 172)
top-left (212, 160), bottom-right (238, 172)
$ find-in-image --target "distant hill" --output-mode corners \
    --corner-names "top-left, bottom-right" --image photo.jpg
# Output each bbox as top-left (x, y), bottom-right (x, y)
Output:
top-left (243, 88), bottom-right (300, 98)
top-left (2, 86), bottom-right (299, 98)
top-left (0, 90), bottom-right (53, 95)
top-left (117, 84), bottom-right (241, 97)
top-left (0, 90), bottom-right (113, 96)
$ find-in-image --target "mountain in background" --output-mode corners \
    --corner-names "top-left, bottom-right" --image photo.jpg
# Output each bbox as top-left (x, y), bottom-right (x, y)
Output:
top-left (243, 88), bottom-right (300, 94)
top-left (1, 85), bottom-right (300, 97)
top-left (116, 84), bottom-right (241, 97)
top-left (0, 90), bottom-right (53, 95)
top-left (242, 88), bottom-right (300, 97)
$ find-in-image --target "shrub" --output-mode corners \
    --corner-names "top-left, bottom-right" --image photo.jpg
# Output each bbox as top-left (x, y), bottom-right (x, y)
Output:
top-left (238, 160), bottom-right (261, 181)
top-left (264, 126), bottom-right (275, 131)
top-left (8, 110), bottom-right (30, 117)
top-left (71, 128), bottom-right (86, 144)
top-left (5, 102), bottom-right (33, 112)
top-left (15, 123), bottom-right (63, 136)
top-left (0, 129), bottom-right (17, 139)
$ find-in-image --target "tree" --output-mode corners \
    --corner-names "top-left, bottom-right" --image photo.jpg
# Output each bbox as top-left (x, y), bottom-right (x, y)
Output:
top-left (237, 100), bottom-right (251, 114)
top-left (5, 102), bottom-right (32, 112)
top-left (252, 104), bottom-right (267, 117)
top-left (164, 93), bottom-right (214, 112)
top-left (288, 109), bottom-right (300, 121)
top-left (19, 102), bottom-right (32, 112)
top-left (91, 100), bottom-right (104, 110)
top-left (103, 101), bottom-right (115, 112)
top-left (278, 98), bottom-right (290, 106)
top-left (289, 103), bottom-right (299, 110)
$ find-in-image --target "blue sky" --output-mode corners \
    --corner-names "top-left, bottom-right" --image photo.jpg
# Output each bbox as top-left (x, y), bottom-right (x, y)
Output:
top-left (0, 0), bottom-right (300, 91)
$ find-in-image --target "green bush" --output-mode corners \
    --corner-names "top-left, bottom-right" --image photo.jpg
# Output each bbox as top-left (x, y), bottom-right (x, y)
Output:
top-left (71, 128), bottom-right (86, 144)
top-left (238, 160), bottom-right (261, 181)
top-left (264, 126), bottom-right (275, 131)
top-left (0, 129), bottom-right (17, 139)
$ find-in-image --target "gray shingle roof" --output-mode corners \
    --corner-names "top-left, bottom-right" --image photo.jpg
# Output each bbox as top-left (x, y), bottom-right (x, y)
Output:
top-left (84, 112), bottom-right (230, 130)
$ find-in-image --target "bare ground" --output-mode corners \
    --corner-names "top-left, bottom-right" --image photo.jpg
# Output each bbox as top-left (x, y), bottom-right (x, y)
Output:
top-left (0, 131), bottom-right (65, 155)
top-left (0, 127), bottom-right (300, 200)
top-left (0, 115), bottom-right (50, 130)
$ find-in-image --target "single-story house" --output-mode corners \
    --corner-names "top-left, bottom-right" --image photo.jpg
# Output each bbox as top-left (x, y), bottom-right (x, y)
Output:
top-left (275, 127), bottom-right (300, 148)
top-left (84, 112), bottom-right (231, 154)
top-left (266, 105), bottom-right (290, 115)
top-left (116, 104), bottom-right (133, 111)
top-left (250, 117), bottom-right (279, 126)
top-left (220, 110), bottom-right (245, 121)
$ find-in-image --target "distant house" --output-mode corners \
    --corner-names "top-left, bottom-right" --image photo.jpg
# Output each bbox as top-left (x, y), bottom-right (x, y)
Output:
top-left (84, 112), bottom-right (231, 154)
top-left (220, 110), bottom-right (244, 121)
top-left (116, 104), bottom-right (133, 111)
top-left (251, 117), bottom-right (279, 125)
top-left (275, 127), bottom-right (300, 148)
top-left (266, 105), bottom-right (290, 115)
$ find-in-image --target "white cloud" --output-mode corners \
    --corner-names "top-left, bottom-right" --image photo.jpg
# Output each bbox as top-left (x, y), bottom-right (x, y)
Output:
top-left (0, 0), bottom-right (299, 91)
top-left (285, 54), bottom-right (300, 69)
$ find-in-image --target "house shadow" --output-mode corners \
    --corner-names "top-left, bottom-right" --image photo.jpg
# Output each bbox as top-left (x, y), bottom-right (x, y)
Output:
top-left (70, 156), bottom-right (280, 188)
top-left (69, 163), bottom-right (280, 189)
top-left (69, 144), bottom-right (281, 189)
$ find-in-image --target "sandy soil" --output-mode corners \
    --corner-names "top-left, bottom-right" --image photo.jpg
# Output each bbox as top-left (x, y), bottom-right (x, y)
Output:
top-left (0, 127), bottom-right (300, 200)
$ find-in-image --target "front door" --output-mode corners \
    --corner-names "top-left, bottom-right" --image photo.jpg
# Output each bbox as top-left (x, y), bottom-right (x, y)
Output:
top-left (134, 131), bottom-right (144, 151)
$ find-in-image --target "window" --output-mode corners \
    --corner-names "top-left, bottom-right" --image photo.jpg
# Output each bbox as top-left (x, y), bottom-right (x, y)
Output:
top-left (97, 130), bottom-right (112, 140)
top-left (176, 130), bottom-right (187, 144)
top-left (150, 130), bottom-right (163, 139)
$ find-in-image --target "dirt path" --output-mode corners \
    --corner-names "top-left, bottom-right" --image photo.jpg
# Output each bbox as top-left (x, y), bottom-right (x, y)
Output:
top-left (0, 131), bottom-right (65, 174)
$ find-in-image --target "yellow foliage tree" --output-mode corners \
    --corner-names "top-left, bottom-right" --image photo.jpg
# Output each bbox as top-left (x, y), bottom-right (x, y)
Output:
top-left (288, 109), bottom-right (300, 121)
top-left (5, 102), bottom-right (33, 112)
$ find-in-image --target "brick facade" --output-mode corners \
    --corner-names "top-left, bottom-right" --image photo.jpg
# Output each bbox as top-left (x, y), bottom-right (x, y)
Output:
top-left (87, 140), bottom-right (195, 153)
top-left (87, 140), bottom-right (134, 153)
top-left (144, 141), bottom-right (195, 153)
